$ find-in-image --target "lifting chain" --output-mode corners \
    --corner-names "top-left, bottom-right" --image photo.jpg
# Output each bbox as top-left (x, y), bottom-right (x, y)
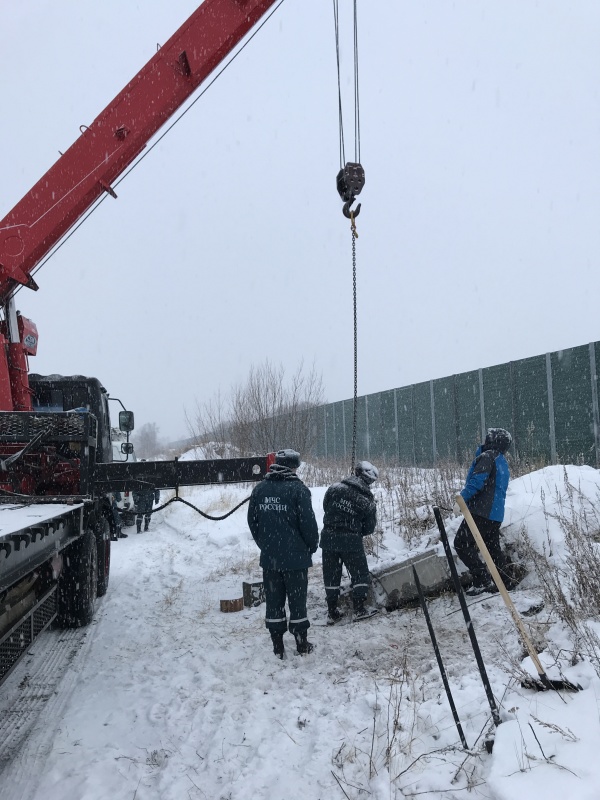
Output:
top-left (333, 0), bottom-right (364, 473)
top-left (350, 218), bottom-right (358, 473)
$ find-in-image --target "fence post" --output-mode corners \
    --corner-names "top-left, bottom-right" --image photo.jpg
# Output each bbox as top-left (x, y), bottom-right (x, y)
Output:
top-left (342, 400), bottom-right (347, 459)
top-left (590, 343), bottom-right (600, 467)
top-left (411, 385), bottom-right (417, 467)
top-left (430, 380), bottom-right (437, 465)
top-left (545, 353), bottom-right (557, 464)
top-left (452, 375), bottom-right (461, 463)
top-left (393, 388), bottom-right (400, 465)
top-left (332, 402), bottom-right (337, 460)
top-left (478, 368), bottom-right (486, 440)
top-left (509, 361), bottom-right (518, 461)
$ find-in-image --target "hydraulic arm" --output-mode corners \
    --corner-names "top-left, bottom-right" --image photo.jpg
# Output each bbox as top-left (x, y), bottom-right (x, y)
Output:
top-left (0, 0), bottom-right (278, 298)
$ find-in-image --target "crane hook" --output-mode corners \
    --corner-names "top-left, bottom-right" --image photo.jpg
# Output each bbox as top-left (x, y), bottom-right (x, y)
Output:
top-left (343, 199), bottom-right (361, 219)
top-left (337, 162), bottom-right (365, 220)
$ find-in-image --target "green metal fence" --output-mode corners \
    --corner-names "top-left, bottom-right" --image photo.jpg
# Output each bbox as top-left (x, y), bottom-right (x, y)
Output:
top-left (314, 341), bottom-right (600, 467)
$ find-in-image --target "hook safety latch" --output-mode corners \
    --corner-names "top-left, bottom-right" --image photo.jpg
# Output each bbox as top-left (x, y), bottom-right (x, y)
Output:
top-left (337, 162), bottom-right (365, 218)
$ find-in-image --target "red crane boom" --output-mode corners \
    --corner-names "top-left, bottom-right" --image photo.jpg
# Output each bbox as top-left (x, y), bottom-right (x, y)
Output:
top-left (0, 0), bottom-right (278, 410)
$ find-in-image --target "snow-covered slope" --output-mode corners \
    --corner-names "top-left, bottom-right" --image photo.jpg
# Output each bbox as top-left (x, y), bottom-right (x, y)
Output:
top-left (1, 467), bottom-right (599, 800)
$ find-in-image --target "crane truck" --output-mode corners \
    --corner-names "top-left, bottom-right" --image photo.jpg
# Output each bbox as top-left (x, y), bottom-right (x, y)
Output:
top-left (0, 0), bottom-right (284, 686)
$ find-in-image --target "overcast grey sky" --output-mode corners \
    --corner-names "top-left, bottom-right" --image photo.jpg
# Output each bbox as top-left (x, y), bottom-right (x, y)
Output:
top-left (1, 1), bottom-right (599, 442)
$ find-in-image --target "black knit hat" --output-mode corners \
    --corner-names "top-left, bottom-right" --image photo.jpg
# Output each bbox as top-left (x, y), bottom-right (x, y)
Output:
top-left (275, 449), bottom-right (301, 469)
top-left (484, 428), bottom-right (512, 453)
top-left (355, 460), bottom-right (379, 484)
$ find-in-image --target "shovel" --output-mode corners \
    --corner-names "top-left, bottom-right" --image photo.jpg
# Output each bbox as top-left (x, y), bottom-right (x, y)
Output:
top-left (455, 495), bottom-right (581, 692)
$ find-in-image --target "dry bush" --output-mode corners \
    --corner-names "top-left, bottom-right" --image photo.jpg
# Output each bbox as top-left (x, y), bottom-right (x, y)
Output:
top-left (187, 359), bottom-right (324, 457)
top-left (377, 462), bottom-right (463, 547)
top-left (299, 459), bottom-right (347, 487)
top-left (519, 469), bottom-right (600, 674)
top-left (302, 458), bottom-right (465, 548)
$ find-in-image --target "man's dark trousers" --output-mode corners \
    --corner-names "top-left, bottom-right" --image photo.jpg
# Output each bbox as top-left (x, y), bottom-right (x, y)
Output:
top-left (263, 569), bottom-right (309, 635)
top-left (454, 514), bottom-right (511, 586)
top-left (322, 549), bottom-right (370, 608)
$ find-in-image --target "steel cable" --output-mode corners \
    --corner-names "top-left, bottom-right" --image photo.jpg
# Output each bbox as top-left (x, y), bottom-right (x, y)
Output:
top-left (146, 493), bottom-right (250, 522)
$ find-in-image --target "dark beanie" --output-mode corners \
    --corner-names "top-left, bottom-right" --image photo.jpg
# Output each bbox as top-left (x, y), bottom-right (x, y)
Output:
top-left (355, 460), bottom-right (379, 485)
top-left (275, 449), bottom-right (301, 469)
top-left (484, 428), bottom-right (512, 453)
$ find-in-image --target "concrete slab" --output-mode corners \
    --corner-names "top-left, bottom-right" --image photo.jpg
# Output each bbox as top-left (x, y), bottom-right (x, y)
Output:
top-left (370, 549), bottom-right (456, 609)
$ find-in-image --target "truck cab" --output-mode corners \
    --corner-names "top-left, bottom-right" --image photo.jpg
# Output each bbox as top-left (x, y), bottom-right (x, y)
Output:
top-left (29, 373), bottom-right (113, 465)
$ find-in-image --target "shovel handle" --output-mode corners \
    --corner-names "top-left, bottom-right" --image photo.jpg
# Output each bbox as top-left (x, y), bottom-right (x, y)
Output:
top-left (455, 496), bottom-right (547, 679)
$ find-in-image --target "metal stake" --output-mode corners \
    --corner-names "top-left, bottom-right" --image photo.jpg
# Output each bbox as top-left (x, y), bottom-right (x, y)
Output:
top-left (433, 507), bottom-right (501, 728)
top-left (412, 566), bottom-right (469, 750)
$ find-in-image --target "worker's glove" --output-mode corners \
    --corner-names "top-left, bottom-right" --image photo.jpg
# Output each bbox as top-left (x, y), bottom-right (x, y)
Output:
top-left (452, 501), bottom-right (461, 516)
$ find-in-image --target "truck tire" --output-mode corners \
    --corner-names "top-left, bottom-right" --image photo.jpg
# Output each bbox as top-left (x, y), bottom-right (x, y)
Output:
top-left (96, 517), bottom-right (111, 597)
top-left (57, 529), bottom-right (98, 627)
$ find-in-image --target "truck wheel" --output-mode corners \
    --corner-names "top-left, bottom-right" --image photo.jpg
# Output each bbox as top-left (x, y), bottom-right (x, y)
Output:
top-left (57, 528), bottom-right (98, 627)
top-left (96, 517), bottom-right (111, 597)
top-left (122, 511), bottom-right (135, 527)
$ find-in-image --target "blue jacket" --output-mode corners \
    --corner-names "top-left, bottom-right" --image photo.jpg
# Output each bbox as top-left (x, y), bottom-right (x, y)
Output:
top-left (460, 445), bottom-right (509, 522)
top-left (248, 465), bottom-right (319, 571)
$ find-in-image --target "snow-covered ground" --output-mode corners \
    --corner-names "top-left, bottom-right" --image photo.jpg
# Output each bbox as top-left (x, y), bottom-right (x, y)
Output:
top-left (1, 465), bottom-right (600, 800)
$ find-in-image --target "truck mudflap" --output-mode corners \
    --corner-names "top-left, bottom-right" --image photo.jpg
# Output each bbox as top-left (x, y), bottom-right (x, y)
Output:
top-left (0, 503), bottom-right (84, 594)
top-left (93, 456), bottom-right (269, 494)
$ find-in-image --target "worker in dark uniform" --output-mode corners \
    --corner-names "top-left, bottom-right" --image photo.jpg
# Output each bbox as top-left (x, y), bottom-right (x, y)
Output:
top-left (109, 491), bottom-right (127, 540)
top-left (247, 449), bottom-right (319, 659)
top-left (320, 460), bottom-right (378, 623)
top-left (454, 427), bottom-right (514, 595)
top-left (133, 461), bottom-right (160, 533)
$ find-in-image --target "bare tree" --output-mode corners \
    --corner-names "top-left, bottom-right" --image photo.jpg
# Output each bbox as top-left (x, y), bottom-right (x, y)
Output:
top-left (185, 390), bottom-right (237, 458)
top-left (133, 422), bottom-right (162, 459)
top-left (187, 360), bottom-right (324, 457)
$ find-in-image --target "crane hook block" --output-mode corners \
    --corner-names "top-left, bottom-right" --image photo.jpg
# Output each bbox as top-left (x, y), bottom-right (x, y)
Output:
top-left (337, 162), bottom-right (365, 204)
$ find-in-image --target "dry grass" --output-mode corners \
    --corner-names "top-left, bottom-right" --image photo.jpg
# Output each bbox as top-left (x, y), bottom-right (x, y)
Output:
top-left (302, 458), bottom-right (464, 548)
top-left (519, 468), bottom-right (600, 675)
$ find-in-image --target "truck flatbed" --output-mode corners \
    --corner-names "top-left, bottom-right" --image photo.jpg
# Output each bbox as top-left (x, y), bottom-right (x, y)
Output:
top-left (0, 502), bottom-right (84, 539)
top-left (0, 503), bottom-right (84, 595)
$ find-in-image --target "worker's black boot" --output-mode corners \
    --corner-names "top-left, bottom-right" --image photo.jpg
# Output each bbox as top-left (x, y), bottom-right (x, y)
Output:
top-left (144, 519), bottom-right (150, 532)
top-left (136, 520), bottom-right (142, 534)
top-left (466, 580), bottom-right (497, 596)
top-left (353, 601), bottom-right (376, 621)
top-left (327, 600), bottom-right (343, 625)
top-left (270, 631), bottom-right (285, 660)
top-left (294, 631), bottom-right (314, 655)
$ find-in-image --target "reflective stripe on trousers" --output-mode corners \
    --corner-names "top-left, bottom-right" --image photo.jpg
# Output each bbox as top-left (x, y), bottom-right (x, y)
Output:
top-left (263, 568), bottom-right (310, 634)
